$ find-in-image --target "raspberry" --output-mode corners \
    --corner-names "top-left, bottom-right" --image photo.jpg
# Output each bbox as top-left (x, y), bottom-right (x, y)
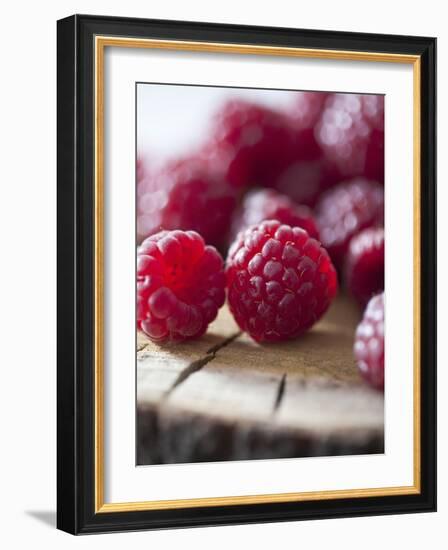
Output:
top-left (315, 178), bottom-right (384, 269)
top-left (137, 230), bottom-right (226, 342)
top-left (206, 99), bottom-right (303, 189)
top-left (231, 189), bottom-right (319, 241)
top-left (226, 220), bottom-right (338, 342)
top-left (137, 157), bottom-right (237, 247)
top-left (354, 293), bottom-right (384, 390)
top-left (206, 98), bottom-right (340, 206)
top-left (344, 227), bottom-right (384, 306)
top-left (315, 93), bottom-right (384, 182)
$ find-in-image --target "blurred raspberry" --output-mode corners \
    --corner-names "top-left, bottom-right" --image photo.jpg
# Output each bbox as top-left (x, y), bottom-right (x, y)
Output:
top-left (137, 230), bottom-right (226, 342)
top-left (137, 157), bottom-right (237, 248)
top-left (344, 227), bottom-right (384, 306)
top-left (315, 93), bottom-right (384, 182)
top-left (206, 99), bottom-right (306, 189)
top-left (354, 292), bottom-right (384, 390)
top-left (206, 98), bottom-right (341, 207)
top-left (231, 188), bottom-right (319, 241)
top-left (315, 178), bottom-right (384, 269)
top-left (226, 220), bottom-right (338, 342)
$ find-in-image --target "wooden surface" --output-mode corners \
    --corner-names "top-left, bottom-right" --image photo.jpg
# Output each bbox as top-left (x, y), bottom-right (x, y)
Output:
top-left (137, 295), bottom-right (384, 464)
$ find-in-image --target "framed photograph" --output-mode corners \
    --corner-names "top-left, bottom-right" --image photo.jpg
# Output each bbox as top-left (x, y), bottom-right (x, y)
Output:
top-left (57, 14), bottom-right (436, 534)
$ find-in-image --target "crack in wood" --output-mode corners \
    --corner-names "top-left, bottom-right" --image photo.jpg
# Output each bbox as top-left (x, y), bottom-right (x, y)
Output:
top-left (137, 341), bottom-right (149, 352)
top-left (164, 331), bottom-right (242, 397)
top-left (273, 373), bottom-right (287, 412)
top-left (168, 354), bottom-right (215, 393)
top-left (206, 331), bottom-right (241, 355)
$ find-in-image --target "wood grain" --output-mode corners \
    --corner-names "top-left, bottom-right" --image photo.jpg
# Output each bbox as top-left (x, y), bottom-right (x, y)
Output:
top-left (137, 295), bottom-right (384, 464)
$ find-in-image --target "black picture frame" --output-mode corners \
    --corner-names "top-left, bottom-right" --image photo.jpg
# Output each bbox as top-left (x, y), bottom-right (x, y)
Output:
top-left (57, 14), bottom-right (436, 534)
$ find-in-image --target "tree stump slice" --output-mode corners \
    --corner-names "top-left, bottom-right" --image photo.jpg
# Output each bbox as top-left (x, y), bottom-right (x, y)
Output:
top-left (137, 294), bottom-right (384, 464)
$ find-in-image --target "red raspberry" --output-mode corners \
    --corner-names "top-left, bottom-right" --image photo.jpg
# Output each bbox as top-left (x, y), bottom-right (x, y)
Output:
top-left (207, 100), bottom-right (303, 189)
top-left (137, 230), bottom-right (226, 342)
top-left (344, 227), bottom-right (384, 306)
top-left (315, 93), bottom-right (384, 182)
top-left (137, 157), bottom-right (237, 247)
top-left (226, 220), bottom-right (338, 342)
top-left (315, 178), bottom-right (384, 269)
top-left (231, 189), bottom-right (319, 241)
top-left (207, 98), bottom-right (339, 206)
top-left (354, 293), bottom-right (384, 390)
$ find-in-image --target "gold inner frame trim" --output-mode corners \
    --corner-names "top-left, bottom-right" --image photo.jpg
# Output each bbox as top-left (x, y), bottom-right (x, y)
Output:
top-left (94, 35), bottom-right (421, 514)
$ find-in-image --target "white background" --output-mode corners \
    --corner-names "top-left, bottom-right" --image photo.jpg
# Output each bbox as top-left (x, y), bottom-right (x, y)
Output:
top-left (106, 51), bottom-right (414, 502)
top-left (0, 0), bottom-right (444, 548)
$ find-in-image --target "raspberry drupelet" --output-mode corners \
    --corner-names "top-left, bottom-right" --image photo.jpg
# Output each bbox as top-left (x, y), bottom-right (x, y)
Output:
top-left (226, 220), bottom-right (338, 342)
top-left (137, 230), bottom-right (226, 342)
top-left (344, 227), bottom-right (384, 307)
top-left (231, 189), bottom-right (320, 242)
top-left (315, 178), bottom-right (384, 269)
top-left (354, 293), bottom-right (384, 390)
